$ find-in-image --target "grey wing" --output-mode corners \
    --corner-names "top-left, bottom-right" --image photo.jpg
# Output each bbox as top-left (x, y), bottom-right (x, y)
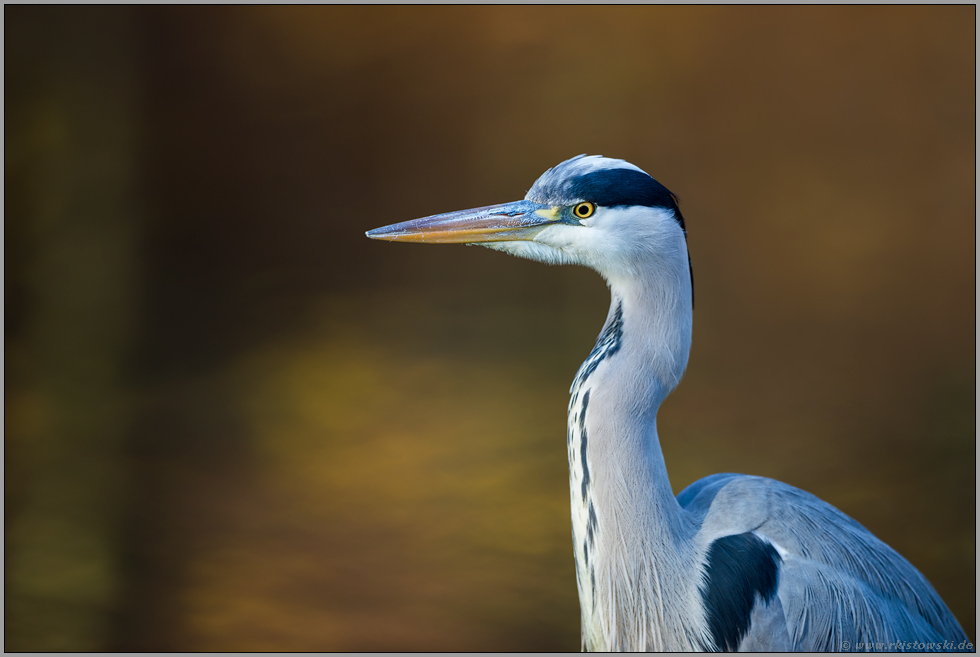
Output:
top-left (678, 475), bottom-right (970, 652)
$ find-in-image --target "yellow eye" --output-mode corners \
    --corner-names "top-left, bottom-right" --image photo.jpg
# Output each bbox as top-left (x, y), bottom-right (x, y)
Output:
top-left (573, 202), bottom-right (595, 219)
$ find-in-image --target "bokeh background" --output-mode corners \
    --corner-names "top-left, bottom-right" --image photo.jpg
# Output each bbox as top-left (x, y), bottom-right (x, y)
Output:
top-left (5, 6), bottom-right (975, 651)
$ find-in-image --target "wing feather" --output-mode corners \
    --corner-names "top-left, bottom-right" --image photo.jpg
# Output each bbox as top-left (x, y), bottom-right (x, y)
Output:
top-left (678, 475), bottom-right (969, 651)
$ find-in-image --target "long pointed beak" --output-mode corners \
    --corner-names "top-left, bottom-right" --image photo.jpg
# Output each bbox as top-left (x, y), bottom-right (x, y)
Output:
top-left (366, 200), bottom-right (559, 244)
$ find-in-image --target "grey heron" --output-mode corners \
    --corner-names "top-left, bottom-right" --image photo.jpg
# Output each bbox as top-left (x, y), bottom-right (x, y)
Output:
top-left (365, 155), bottom-right (969, 651)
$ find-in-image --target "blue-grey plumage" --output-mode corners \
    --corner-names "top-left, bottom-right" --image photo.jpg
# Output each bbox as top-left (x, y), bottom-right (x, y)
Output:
top-left (366, 155), bottom-right (969, 652)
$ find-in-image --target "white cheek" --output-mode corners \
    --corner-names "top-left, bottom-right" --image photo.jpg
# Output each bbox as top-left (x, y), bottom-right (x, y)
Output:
top-left (534, 224), bottom-right (582, 250)
top-left (480, 240), bottom-right (576, 265)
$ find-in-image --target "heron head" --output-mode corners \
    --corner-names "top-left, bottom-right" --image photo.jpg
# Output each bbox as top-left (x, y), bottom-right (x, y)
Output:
top-left (366, 155), bottom-right (689, 284)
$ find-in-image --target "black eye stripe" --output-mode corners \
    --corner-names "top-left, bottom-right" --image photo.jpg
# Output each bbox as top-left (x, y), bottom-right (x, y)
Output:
top-left (568, 169), bottom-right (675, 209)
top-left (566, 169), bottom-right (685, 232)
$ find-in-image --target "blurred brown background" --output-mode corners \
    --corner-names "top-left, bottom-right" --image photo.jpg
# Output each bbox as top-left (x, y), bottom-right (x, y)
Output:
top-left (4, 6), bottom-right (975, 651)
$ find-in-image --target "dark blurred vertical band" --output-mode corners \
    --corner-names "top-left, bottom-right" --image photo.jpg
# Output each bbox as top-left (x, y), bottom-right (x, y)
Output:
top-left (5, 6), bottom-right (139, 650)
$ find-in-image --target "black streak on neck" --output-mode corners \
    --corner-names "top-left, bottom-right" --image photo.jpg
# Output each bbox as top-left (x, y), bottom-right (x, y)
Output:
top-left (579, 389), bottom-right (591, 500)
top-left (574, 299), bottom-right (624, 391)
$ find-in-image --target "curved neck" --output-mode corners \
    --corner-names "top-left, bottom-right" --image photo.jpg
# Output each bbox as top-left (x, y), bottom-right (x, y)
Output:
top-left (590, 245), bottom-right (694, 528)
top-left (591, 263), bottom-right (695, 541)
top-left (603, 238), bottom-right (693, 394)
top-left (570, 242), bottom-right (700, 651)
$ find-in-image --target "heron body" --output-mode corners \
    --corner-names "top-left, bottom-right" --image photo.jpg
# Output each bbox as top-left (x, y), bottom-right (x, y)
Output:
top-left (366, 156), bottom-right (969, 651)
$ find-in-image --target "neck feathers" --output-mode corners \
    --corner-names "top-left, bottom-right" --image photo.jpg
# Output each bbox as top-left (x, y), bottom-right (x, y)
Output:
top-left (568, 230), bottom-right (702, 650)
top-left (604, 225), bottom-right (693, 395)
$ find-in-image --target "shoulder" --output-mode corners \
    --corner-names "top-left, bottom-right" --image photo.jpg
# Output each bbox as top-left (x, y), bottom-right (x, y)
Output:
top-left (679, 473), bottom-right (968, 648)
top-left (678, 472), bottom-right (869, 539)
